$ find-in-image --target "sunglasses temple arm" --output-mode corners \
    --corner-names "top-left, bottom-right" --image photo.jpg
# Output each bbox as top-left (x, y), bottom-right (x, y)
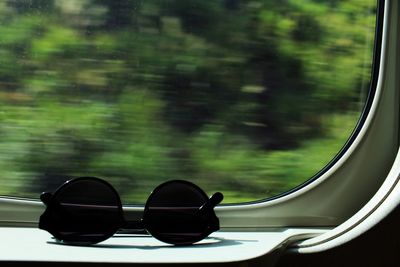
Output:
top-left (196, 192), bottom-right (223, 233)
top-left (201, 192), bottom-right (223, 211)
top-left (40, 192), bottom-right (53, 206)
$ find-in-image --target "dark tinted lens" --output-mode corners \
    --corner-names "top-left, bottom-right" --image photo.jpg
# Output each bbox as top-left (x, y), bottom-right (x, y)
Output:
top-left (46, 178), bottom-right (122, 244)
top-left (143, 180), bottom-right (210, 245)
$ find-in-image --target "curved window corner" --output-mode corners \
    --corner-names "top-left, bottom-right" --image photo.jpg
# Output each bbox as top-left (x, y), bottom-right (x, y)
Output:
top-left (215, 0), bottom-right (399, 230)
top-left (285, 0), bottom-right (400, 252)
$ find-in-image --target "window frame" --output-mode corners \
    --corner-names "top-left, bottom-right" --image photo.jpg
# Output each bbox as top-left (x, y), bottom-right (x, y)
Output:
top-left (214, 0), bottom-right (396, 230)
top-left (0, 0), bottom-right (396, 236)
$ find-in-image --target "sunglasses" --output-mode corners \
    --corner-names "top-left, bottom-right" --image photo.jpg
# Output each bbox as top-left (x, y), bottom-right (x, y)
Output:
top-left (39, 177), bottom-right (223, 245)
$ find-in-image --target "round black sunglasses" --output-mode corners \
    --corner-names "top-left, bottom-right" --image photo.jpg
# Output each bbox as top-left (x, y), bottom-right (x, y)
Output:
top-left (39, 177), bottom-right (223, 245)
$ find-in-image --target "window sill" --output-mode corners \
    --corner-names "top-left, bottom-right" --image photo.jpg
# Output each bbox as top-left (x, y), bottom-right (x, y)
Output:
top-left (0, 227), bottom-right (326, 265)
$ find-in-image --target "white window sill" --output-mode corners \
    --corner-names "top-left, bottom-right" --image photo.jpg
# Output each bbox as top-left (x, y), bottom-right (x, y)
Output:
top-left (0, 227), bottom-right (326, 265)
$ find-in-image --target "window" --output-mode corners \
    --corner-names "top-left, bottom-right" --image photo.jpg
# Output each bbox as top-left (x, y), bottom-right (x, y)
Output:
top-left (0, 0), bottom-right (379, 205)
top-left (0, 0), bottom-right (399, 265)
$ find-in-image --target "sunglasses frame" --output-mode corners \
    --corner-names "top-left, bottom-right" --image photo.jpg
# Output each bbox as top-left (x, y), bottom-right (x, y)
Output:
top-left (39, 176), bottom-right (222, 245)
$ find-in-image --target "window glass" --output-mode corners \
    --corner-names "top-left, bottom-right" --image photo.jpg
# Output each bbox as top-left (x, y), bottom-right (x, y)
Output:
top-left (0, 0), bottom-right (377, 204)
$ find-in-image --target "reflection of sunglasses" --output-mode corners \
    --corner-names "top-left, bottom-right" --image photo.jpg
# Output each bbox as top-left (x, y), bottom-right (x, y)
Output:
top-left (39, 177), bottom-right (223, 245)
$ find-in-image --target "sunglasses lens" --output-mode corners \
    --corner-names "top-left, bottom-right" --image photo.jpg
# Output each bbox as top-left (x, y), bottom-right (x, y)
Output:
top-left (42, 178), bottom-right (123, 244)
top-left (143, 180), bottom-right (213, 245)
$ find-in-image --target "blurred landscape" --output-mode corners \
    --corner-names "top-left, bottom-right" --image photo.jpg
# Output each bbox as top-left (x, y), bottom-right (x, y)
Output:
top-left (0, 0), bottom-right (376, 203)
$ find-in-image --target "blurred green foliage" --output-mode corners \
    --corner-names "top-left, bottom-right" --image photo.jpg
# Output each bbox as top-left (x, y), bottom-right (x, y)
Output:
top-left (0, 0), bottom-right (376, 203)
